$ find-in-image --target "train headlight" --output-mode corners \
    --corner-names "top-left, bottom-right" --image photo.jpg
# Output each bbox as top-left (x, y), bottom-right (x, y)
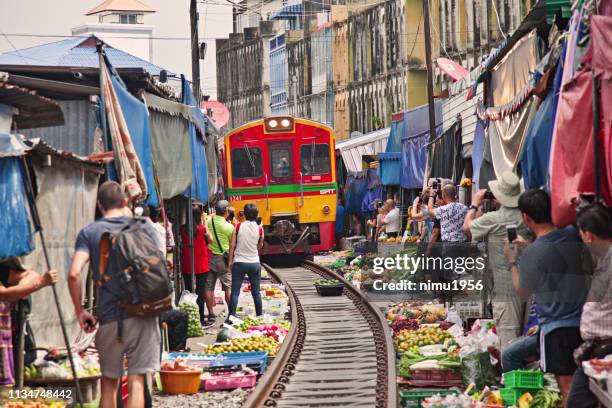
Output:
top-left (323, 205), bottom-right (330, 214)
top-left (265, 116), bottom-right (294, 132)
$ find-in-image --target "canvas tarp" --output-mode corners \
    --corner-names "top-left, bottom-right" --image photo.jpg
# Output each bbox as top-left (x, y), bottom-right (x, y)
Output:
top-left (0, 133), bottom-right (33, 259)
top-left (401, 131), bottom-right (431, 189)
top-left (550, 14), bottom-right (612, 226)
top-left (344, 171), bottom-right (369, 215)
top-left (490, 30), bottom-right (539, 107)
top-left (100, 58), bottom-right (147, 201)
top-left (471, 117), bottom-right (487, 189)
top-left (148, 111), bottom-right (193, 199)
top-left (427, 120), bottom-right (464, 185)
top-left (24, 156), bottom-right (100, 347)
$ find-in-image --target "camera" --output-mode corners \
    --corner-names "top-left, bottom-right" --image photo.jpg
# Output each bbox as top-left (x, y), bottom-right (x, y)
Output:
top-left (484, 190), bottom-right (495, 200)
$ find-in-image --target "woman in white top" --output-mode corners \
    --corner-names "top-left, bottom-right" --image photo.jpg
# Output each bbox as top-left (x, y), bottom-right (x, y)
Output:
top-left (228, 203), bottom-right (265, 318)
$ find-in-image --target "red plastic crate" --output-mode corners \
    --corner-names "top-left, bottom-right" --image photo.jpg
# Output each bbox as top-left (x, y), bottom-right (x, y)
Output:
top-left (405, 369), bottom-right (464, 388)
top-left (201, 371), bottom-right (257, 391)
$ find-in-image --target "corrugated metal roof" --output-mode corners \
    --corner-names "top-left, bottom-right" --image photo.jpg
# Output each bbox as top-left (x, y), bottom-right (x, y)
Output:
top-left (21, 100), bottom-right (97, 156)
top-left (86, 0), bottom-right (155, 15)
top-left (335, 127), bottom-right (390, 172)
top-left (442, 85), bottom-right (483, 153)
top-left (0, 36), bottom-right (171, 76)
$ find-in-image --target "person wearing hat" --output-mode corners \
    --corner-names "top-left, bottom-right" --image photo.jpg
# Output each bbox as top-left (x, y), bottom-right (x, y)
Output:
top-left (205, 200), bottom-right (234, 324)
top-left (463, 171), bottom-right (529, 349)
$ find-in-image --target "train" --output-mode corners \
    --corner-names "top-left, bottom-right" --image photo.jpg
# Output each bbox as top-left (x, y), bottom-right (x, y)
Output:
top-left (222, 116), bottom-right (337, 255)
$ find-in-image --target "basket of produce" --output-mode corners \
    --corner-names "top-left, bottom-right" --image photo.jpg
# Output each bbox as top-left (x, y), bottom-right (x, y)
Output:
top-left (201, 368), bottom-right (257, 391)
top-left (314, 279), bottom-right (344, 296)
top-left (159, 358), bottom-right (202, 395)
top-left (167, 351), bottom-right (269, 375)
top-left (503, 369), bottom-right (544, 390)
top-left (400, 388), bottom-right (460, 407)
top-left (206, 336), bottom-right (281, 357)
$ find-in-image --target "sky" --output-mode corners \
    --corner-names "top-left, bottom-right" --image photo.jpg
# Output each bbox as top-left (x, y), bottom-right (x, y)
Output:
top-left (0, 0), bottom-right (233, 99)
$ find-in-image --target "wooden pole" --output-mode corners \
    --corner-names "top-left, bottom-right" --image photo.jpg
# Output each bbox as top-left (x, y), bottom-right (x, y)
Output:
top-left (423, 0), bottom-right (437, 142)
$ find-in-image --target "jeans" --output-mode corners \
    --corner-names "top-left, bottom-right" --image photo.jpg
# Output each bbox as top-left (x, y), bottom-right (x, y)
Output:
top-left (228, 262), bottom-right (262, 317)
top-left (501, 334), bottom-right (539, 372)
top-left (567, 343), bottom-right (612, 408)
top-left (183, 273), bottom-right (207, 322)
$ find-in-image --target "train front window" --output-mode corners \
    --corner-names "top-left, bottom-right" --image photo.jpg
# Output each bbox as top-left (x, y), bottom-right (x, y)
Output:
top-left (269, 143), bottom-right (293, 182)
top-left (231, 147), bottom-right (263, 179)
top-left (300, 144), bottom-right (330, 175)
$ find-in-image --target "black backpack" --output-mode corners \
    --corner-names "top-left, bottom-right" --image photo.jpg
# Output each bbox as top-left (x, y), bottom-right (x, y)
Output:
top-left (99, 217), bottom-right (173, 319)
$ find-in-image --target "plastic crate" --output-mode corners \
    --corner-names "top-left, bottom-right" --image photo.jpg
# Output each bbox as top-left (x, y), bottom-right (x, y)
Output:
top-left (400, 388), bottom-right (460, 407)
top-left (500, 388), bottom-right (533, 406)
top-left (201, 371), bottom-right (257, 391)
top-left (503, 370), bottom-right (544, 390)
top-left (405, 369), bottom-right (464, 388)
top-left (315, 283), bottom-right (344, 296)
top-left (166, 352), bottom-right (268, 375)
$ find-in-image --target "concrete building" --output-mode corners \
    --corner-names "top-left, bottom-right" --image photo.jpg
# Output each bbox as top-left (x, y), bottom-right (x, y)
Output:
top-left (71, 0), bottom-right (156, 62)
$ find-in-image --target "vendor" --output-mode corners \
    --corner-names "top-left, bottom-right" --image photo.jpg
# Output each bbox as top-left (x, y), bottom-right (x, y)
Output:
top-left (0, 258), bottom-right (58, 303)
top-left (0, 257), bottom-right (58, 386)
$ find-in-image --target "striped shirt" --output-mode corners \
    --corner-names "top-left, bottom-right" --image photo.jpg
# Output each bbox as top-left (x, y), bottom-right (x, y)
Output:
top-left (580, 246), bottom-right (612, 340)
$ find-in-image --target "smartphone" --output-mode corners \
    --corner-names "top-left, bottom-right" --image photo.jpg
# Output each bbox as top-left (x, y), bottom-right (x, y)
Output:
top-left (506, 224), bottom-right (517, 242)
top-left (432, 181), bottom-right (439, 190)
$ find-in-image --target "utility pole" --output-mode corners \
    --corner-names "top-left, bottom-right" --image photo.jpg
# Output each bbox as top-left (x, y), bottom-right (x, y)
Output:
top-left (190, 0), bottom-right (201, 102)
top-left (423, 0), bottom-right (437, 141)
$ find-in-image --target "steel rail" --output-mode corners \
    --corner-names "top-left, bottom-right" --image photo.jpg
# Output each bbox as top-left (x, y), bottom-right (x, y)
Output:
top-left (242, 261), bottom-right (397, 408)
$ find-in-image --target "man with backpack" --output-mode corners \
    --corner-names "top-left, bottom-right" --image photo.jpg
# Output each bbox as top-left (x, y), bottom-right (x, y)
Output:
top-left (68, 181), bottom-right (168, 408)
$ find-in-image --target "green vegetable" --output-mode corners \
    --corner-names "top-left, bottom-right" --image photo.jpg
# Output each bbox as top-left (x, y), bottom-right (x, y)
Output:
top-left (179, 302), bottom-right (204, 337)
top-left (216, 328), bottom-right (230, 342)
top-left (315, 279), bottom-right (342, 286)
top-left (530, 389), bottom-right (562, 408)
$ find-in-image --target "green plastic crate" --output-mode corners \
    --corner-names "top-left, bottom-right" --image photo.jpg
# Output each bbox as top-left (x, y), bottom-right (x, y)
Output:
top-left (400, 388), bottom-right (460, 407)
top-left (500, 388), bottom-right (534, 406)
top-left (503, 370), bottom-right (544, 390)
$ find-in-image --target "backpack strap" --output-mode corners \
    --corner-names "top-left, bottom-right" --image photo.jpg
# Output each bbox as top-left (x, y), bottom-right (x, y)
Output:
top-left (211, 217), bottom-right (224, 255)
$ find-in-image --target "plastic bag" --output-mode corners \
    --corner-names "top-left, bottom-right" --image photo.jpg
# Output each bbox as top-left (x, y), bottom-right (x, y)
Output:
top-left (178, 290), bottom-right (203, 337)
top-left (461, 351), bottom-right (497, 389)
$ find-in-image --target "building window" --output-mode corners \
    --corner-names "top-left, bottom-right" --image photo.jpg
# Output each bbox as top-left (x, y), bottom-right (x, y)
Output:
top-left (129, 14), bottom-right (137, 24)
top-left (119, 14), bottom-right (137, 24)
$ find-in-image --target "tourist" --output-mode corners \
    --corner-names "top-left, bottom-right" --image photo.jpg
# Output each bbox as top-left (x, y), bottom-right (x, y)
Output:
top-left (382, 199), bottom-right (400, 238)
top-left (428, 184), bottom-right (468, 243)
top-left (227, 203), bottom-right (264, 319)
top-left (180, 206), bottom-right (213, 325)
top-left (68, 181), bottom-right (163, 408)
top-left (205, 200), bottom-right (234, 323)
top-left (463, 171), bottom-right (528, 349)
top-left (335, 198), bottom-right (346, 249)
top-left (139, 205), bottom-right (166, 255)
top-left (567, 204), bottom-right (612, 407)
top-left (504, 189), bottom-right (589, 402)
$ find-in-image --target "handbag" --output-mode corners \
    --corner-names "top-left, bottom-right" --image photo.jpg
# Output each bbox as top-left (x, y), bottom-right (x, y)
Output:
top-left (211, 217), bottom-right (230, 267)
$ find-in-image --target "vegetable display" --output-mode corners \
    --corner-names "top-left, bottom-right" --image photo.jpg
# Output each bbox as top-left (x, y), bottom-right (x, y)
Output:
top-left (529, 389), bottom-right (562, 408)
top-left (314, 279), bottom-right (342, 286)
top-left (206, 336), bottom-right (280, 356)
top-left (179, 301), bottom-right (204, 337)
top-left (395, 327), bottom-right (453, 352)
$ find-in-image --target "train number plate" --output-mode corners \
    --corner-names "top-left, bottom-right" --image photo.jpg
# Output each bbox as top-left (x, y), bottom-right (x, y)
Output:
top-left (319, 189), bottom-right (335, 195)
top-left (230, 196), bottom-right (242, 201)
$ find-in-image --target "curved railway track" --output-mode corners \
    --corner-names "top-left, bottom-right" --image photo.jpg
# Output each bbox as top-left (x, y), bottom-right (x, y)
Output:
top-left (243, 260), bottom-right (397, 408)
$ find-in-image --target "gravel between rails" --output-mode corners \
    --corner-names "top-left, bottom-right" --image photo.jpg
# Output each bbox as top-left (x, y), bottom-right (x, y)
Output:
top-left (153, 388), bottom-right (252, 407)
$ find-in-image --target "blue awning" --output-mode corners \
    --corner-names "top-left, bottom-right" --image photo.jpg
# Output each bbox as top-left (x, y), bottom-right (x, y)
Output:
top-left (270, 3), bottom-right (303, 19)
top-left (378, 152), bottom-right (401, 185)
top-left (182, 75), bottom-right (209, 203)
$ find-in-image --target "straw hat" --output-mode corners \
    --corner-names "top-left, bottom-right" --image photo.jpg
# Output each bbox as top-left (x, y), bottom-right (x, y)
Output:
top-left (488, 171), bottom-right (522, 208)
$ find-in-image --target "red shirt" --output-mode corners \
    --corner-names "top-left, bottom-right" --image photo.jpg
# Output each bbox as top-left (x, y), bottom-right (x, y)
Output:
top-left (180, 225), bottom-right (210, 274)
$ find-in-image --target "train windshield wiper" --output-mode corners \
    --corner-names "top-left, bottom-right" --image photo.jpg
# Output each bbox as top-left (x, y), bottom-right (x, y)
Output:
top-left (243, 144), bottom-right (256, 175)
top-left (309, 140), bottom-right (315, 173)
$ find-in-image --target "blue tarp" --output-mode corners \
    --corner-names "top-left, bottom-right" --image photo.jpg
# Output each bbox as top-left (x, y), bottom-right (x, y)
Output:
top-left (106, 59), bottom-right (159, 206)
top-left (0, 134), bottom-right (33, 259)
top-left (181, 75), bottom-right (209, 203)
top-left (361, 186), bottom-right (383, 214)
top-left (520, 87), bottom-right (556, 190)
top-left (385, 118), bottom-right (404, 153)
top-left (378, 152), bottom-right (401, 185)
top-left (399, 103), bottom-right (443, 189)
top-left (471, 116), bottom-right (487, 189)
top-left (344, 172), bottom-right (369, 215)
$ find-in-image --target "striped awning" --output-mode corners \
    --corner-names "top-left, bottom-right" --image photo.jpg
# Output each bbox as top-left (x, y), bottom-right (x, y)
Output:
top-left (270, 3), bottom-right (303, 19)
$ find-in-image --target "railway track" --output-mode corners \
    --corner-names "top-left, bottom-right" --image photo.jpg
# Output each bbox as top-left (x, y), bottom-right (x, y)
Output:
top-left (243, 260), bottom-right (397, 408)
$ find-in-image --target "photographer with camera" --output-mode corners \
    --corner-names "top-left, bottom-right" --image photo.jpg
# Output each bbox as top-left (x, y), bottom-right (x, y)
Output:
top-left (463, 171), bottom-right (528, 349)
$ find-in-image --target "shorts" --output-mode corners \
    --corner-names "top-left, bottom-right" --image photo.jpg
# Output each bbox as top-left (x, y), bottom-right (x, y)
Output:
top-left (542, 326), bottom-right (582, 375)
top-left (95, 317), bottom-right (161, 379)
top-left (206, 254), bottom-right (231, 291)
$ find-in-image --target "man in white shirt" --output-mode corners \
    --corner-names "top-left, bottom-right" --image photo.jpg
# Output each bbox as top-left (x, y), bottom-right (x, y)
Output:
top-left (382, 199), bottom-right (401, 238)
